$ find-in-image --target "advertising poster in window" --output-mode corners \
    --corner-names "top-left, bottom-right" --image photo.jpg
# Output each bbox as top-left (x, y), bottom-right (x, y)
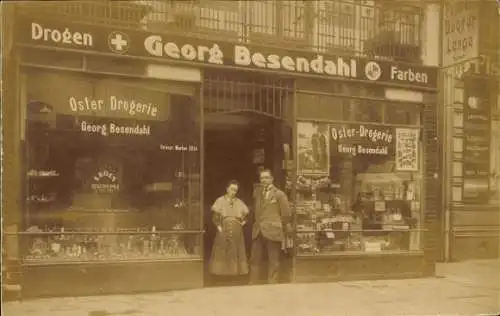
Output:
top-left (297, 122), bottom-right (330, 175)
top-left (329, 123), bottom-right (395, 157)
top-left (395, 128), bottom-right (420, 172)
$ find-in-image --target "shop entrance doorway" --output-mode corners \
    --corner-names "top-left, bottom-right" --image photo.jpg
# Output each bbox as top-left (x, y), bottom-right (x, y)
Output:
top-left (203, 112), bottom-right (290, 287)
top-left (202, 71), bottom-right (294, 287)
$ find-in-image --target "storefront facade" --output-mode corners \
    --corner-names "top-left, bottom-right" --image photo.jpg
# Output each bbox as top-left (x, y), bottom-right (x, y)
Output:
top-left (440, 0), bottom-right (500, 261)
top-left (2, 2), bottom-right (439, 298)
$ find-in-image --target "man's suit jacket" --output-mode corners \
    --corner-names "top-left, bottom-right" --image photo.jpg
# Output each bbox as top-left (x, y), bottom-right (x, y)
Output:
top-left (252, 184), bottom-right (291, 242)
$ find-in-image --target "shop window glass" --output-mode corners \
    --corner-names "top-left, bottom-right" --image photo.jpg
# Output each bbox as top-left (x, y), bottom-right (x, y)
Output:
top-left (296, 121), bottom-right (423, 255)
top-left (385, 104), bottom-right (421, 125)
top-left (353, 99), bottom-right (384, 123)
top-left (297, 93), bottom-right (343, 121)
top-left (22, 71), bottom-right (201, 263)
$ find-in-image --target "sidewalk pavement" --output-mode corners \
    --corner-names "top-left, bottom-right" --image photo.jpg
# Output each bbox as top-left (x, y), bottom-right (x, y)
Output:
top-left (3, 259), bottom-right (500, 316)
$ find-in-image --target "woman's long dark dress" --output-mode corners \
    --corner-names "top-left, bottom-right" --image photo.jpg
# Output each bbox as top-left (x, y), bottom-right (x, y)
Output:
top-left (209, 196), bottom-right (249, 276)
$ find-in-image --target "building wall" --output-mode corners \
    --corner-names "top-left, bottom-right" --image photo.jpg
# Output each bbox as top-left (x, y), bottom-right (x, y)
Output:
top-left (440, 0), bottom-right (500, 261)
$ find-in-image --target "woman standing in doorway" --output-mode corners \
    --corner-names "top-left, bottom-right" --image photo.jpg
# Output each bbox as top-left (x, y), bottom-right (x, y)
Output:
top-left (209, 180), bottom-right (249, 279)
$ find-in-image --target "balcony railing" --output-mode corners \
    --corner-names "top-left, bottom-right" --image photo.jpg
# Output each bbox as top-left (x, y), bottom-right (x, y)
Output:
top-left (16, 0), bottom-right (151, 28)
top-left (15, 0), bottom-right (424, 62)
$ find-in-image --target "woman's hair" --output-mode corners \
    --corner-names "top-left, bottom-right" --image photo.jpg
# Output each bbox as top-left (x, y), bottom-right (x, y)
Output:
top-left (226, 180), bottom-right (240, 189)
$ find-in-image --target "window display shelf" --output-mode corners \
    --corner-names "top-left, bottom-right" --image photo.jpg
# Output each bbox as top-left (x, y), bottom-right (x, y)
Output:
top-left (293, 171), bottom-right (422, 256)
top-left (27, 169), bottom-right (60, 178)
top-left (296, 228), bottom-right (423, 255)
top-left (297, 249), bottom-right (424, 257)
top-left (18, 229), bottom-right (203, 264)
top-left (23, 254), bottom-right (201, 264)
top-left (27, 197), bottom-right (57, 203)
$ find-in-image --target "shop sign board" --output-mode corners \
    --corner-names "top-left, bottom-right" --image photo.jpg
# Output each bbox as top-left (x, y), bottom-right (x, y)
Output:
top-left (68, 95), bottom-right (160, 119)
top-left (15, 18), bottom-right (439, 89)
top-left (448, 55), bottom-right (500, 80)
top-left (471, 55), bottom-right (500, 78)
top-left (329, 123), bottom-right (395, 157)
top-left (442, 2), bottom-right (479, 67)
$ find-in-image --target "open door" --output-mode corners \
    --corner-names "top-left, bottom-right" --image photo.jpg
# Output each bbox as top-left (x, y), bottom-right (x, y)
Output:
top-left (203, 113), bottom-right (294, 286)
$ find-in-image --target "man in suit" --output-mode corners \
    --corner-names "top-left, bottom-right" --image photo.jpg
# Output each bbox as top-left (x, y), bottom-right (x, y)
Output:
top-left (249, 168), bottom-right (292, 284)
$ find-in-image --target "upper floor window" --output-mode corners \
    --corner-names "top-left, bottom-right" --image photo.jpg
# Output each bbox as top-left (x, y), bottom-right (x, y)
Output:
top-left (248, 0), bottom-right (306, 41)
top-left (314, 0), bottom-right (366, 54)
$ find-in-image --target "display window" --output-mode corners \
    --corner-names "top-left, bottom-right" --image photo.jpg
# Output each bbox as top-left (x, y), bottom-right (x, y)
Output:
top-left (295, 92), bottom-right (423, 255)
top-left (21, 70), bottom-right (201, 263)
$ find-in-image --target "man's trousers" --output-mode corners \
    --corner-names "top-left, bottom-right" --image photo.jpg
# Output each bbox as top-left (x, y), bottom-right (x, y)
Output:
top-left (249, 234), bottom-right (282, 284)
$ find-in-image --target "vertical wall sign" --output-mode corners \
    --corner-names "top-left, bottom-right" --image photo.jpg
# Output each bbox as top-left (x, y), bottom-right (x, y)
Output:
top-left (462, 78), bottom-right (491, 202)
top-left (442, 2), bottom-right (479, 67)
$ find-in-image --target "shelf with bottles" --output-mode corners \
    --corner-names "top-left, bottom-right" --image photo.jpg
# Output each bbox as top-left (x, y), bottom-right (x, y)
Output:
top-left (296, 216), bottom-right (364, 254)
top-left (296, 175), bottom-right (339, 193)
top-left (26, 167), bottom-right (61, 204)
top-left (143, 171), bottom-right (198, 196)
top-left (355, 172), bottom-right (420, 233)
top-left (294, 175), bottom-right (363, 254)
top-left (22, 225), bottom-right (202, 263)
top-left (294, 171), bottom-right (422, 255)
top-left (355, 172), bottom-right (419, 202)
top-left (296, 224), bottom-right (419, 254)
top-left (26, 193), bottom-right (57, 204)
top-left (27, 169), bottom-right (60, 178)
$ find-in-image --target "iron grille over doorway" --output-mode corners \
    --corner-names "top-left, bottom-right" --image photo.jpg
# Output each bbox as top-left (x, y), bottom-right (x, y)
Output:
top-left (203, 71), bottom-right (294, 121)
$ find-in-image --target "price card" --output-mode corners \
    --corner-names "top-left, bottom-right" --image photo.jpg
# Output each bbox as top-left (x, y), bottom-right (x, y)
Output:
top-left (342, 222), bottom-right (350, 231)
top-left (375, 201), bottom-right (386, 212)
top-left (326, 230), bottom-right (335, 239)
top-left (364, 242), bottom-right (382, 253)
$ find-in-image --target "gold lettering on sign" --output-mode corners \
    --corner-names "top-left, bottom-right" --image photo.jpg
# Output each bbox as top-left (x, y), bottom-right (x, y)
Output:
top-left (68, 96), bottom-right (159, 118)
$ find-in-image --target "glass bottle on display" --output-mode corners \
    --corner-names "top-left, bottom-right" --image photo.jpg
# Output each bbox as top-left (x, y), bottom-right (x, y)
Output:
top-left (150, 225), bottom-right (157, 254)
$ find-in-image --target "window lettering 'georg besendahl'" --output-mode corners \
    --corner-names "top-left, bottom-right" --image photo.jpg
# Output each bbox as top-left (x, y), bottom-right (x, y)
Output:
top-left (143, 35), bottom-right (224, 64)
